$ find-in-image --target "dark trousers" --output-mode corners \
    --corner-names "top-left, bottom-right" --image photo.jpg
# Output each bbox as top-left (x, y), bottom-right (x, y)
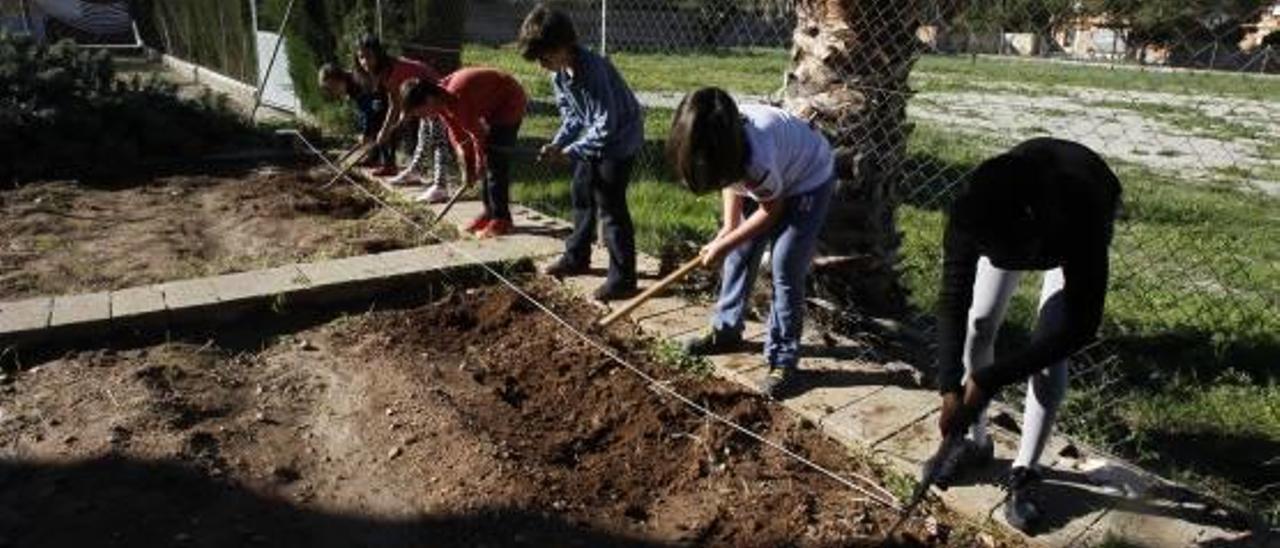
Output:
top-left (483, 122), bottom-right (520, 222)
top-left (354, 94), bottom-right (394, 166)
top-left (565, 155), bottom-right (637, 287)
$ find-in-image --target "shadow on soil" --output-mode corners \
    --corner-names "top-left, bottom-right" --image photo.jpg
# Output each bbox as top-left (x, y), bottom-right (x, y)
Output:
top-left (0, 456), bottom-right (670, 548)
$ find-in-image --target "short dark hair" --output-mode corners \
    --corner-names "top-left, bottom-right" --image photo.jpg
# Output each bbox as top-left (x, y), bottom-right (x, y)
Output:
top-left (517, 3), bottom-right (578, 61)
top-left (401, 78), bottom-right (447, 110)
top-left (666, 87), bottom-right (747, 194)
top-left (317, 63), bottom-right (354, 88)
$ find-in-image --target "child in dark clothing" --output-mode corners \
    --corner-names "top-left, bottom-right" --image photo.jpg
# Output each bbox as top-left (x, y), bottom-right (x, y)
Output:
top-left (518, 3), bottom-right (645, 301)
top-left (933, 137), bottom-right (1121, 533)
top-left (318, 63), bottom-right (394, 170)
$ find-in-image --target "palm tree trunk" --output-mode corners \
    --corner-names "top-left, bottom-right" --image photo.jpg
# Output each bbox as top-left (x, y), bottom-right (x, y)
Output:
top-left (783, 0), bottom-right (938, 316)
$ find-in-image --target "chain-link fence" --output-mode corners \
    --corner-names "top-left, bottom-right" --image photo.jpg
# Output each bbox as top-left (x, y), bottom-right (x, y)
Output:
top-left (455, 0), bottom-right (1280, 521)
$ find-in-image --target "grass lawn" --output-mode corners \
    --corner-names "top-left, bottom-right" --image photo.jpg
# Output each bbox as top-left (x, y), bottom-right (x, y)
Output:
top-left (465, 43), bottom-right (1280, 100)
top-left (480, 43), bottom-right (1280, 522)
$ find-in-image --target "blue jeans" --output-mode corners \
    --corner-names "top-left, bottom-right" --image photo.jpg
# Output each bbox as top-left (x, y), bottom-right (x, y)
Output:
top-left (711, 180), bottom-right (833, 370)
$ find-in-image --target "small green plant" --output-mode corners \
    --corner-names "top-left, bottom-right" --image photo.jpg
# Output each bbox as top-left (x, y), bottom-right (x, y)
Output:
top-left (651, 339), bottom-right (713, 376)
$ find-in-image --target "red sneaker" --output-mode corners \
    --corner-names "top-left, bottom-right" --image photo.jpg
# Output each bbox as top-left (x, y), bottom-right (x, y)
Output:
top-left (371, 165), bottom-right (399, 177)
top-left (477, 218), bottom-right (512, 238)
top-left (465, 216), bottom-right (492, 233)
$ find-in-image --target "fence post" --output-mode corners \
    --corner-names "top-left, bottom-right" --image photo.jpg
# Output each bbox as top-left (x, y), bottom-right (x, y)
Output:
top-left (251, 0), bottom-right (297, 122)
top-left (376, 0), bottom-right (383, 40)
top-left (600, 0), bottom-right (608, 56)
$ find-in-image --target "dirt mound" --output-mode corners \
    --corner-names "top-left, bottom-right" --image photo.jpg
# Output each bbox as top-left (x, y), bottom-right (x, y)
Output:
top-left (0, 166), bottom-right (428, 300)
top-left (0, 283), bottom-right (990, 547)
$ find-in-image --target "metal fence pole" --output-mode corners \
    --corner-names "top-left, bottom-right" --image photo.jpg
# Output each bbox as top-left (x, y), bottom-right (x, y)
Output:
top-left (600, 0), bottom-right (607, 56)
top-left (251, 0), bottom-right (296, 122)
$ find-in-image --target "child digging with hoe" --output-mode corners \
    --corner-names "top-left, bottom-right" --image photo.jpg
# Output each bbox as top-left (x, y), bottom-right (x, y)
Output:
top-left (668, 87), bottom-right (836, 400)
top-left (354, 34), bottom-right (450, 202)
top-left (317, 63), bottom-right (395, 174)
top-left (518, 4), bottom-right (645, 301)
top-left (399, 67), bottom-right (528, 238)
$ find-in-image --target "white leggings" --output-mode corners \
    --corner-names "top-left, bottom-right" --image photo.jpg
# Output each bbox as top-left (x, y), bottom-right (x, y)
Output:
top-left (964, 257), bottom-right (1068, 470)
top-left (406, 118), bottom-right (447, 186)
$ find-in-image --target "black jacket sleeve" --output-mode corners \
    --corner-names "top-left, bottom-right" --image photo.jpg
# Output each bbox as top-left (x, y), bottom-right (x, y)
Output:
top-left (935, 214), bottom-right (981, 395)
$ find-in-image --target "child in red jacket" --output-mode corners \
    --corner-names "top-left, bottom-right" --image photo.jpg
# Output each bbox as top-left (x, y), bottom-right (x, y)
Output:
top-left (400, 68), bottom-right (528, 238)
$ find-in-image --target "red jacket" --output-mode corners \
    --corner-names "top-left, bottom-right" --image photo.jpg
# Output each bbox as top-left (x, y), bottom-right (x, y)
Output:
top-left (382, 56), bottom-right (442, 97)
top-left (420, 67), bottom-right (527, 181)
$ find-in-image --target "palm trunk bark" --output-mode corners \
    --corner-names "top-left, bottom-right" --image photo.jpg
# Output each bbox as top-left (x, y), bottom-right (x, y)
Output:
top-left (782, 0), bottom-right (938, 316)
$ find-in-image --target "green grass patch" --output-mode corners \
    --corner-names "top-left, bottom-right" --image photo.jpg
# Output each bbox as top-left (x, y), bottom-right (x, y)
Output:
top-left (912, 55), bottom-right (1280, 101)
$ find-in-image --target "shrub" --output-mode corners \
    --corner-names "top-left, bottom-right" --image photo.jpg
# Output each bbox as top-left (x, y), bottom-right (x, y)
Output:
top-left (0, 33), bottom-right (266, 183)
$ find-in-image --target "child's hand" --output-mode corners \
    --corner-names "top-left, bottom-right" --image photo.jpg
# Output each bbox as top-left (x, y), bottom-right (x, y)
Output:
top-left (700, 239), bottom-right (730, 268)
top-left (538, 144), bottom-right (567, 165)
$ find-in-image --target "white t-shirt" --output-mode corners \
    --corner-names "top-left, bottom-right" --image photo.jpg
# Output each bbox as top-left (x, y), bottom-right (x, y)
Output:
top-left (732, 104), bottom-right (835, 202)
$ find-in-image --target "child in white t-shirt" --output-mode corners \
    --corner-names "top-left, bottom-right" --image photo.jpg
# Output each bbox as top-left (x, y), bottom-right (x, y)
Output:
top-left (667, 87), bottom-right (836, 398)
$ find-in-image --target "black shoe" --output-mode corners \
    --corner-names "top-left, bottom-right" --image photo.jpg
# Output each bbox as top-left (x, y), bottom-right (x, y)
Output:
top-left (543, 256), bottom-right (589, 278)
top-left (758, 366), bottom-right (795, 399)
top-left (680, 329), bottom-right (745, 356)
top-left (1003, 466), bottom-right (1044, 533)
top-left (934, 436), bottom-right (995, 488)
top-left (593, 281), bottom-right (638, 302)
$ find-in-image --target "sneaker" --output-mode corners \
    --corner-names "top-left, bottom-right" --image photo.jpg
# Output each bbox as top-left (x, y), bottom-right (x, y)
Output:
top-left (415, 184), bottom-right (450, 204)
top-left (680, 329), bottom-right (745, 356)
top-left (465, 216), bottom-right (492, 233)
top-left (477, 218), bottom-right (512, 239)
top-left (757, 366), bottom-right (795, 399)
top-left (933, 436), bottom-right (995, 488)
top-left (373, 165), bottom-right (401, 178)
top-left (1003, 466), bottom-right (1044, 533)
top-left (542, 256), bottom-right (590, 278)
top-left (592, 280), bottom-right (638, 302)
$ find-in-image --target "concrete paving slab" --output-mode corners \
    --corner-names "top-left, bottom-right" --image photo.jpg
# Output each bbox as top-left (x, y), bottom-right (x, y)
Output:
top-left (50, 292), bottom-right (112, 327)
top-left (823, 386), bottom-right (939, 447)
top-left (110, 285), bottom-right (166, 319)
top-left (296, 254), bottom-right (385, 287)
top-left (786, 357), bottom-right (892, 425)
top-left (0, 297), bottom-right (53, 338)
top-left (210, 265), bottom-right (311, 303)
top-left (160, 277), bottom-right (220, 310)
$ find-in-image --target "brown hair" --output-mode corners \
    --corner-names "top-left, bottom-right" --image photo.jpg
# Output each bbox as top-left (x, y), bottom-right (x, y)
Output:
top-left (317, 63), bottom-right (355, 91)
top-left (517, 3), bottom-right (578, 61)
top-left (666, 87), bottom-right (747, 194)
top-left (400, 78), bottom-right (448, 111)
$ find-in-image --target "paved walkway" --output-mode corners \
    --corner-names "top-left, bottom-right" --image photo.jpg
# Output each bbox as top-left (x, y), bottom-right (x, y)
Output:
top-left (0, 178), bottom-right (1261, 544)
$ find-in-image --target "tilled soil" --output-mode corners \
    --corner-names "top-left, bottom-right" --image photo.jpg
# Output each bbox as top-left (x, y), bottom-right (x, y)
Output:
top-left (0, 284), bottom-right (989, 547)
top-left (0, 165), bottom-right (432, 301)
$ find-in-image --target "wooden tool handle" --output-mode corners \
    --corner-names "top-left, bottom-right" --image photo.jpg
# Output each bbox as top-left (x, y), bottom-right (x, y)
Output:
top-left (596, 256), bottom-right (703, 327)
top-left (323, 143), bottom-right (374, 188)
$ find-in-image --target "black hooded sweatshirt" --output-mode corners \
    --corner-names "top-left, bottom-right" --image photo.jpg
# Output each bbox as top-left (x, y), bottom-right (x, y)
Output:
top-left (936, 138), bottom-right (1122, 394)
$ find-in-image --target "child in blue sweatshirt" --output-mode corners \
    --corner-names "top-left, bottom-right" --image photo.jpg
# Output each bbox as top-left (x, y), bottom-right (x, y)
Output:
top-left (518, 3), bottom-right (645, 301)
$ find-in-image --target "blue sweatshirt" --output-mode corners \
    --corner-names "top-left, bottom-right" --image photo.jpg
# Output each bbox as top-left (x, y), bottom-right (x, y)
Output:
top-left (550, 47), bottom-right (644, 161)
